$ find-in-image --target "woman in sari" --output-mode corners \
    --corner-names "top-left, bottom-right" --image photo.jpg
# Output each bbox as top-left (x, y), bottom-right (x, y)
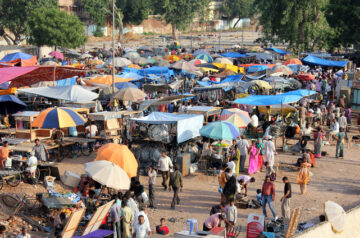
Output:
top-left (256, 138), bottom-right (265, 172)
top-left (297, 158), bottom-right (311, 195)
top-left (223, 176), bottom-right (238, 204)
top-left (335, 128), bottom-right (347, 159)
top-left (313, 127), bottom-right (325, 158)
top-left (248, 140), bottom-right (259, 175)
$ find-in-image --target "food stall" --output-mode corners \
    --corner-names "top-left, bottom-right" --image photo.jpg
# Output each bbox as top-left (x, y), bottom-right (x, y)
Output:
top-left (186, 106), bottom-right (222, 124)
top-left (88, 110), bottom-right (142, 143)
top-left (12, 111), bottom-right (53, 141)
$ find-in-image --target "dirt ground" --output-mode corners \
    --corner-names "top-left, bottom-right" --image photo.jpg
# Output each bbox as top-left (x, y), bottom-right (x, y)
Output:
top-left (2, 135), bottom-right (359, 237)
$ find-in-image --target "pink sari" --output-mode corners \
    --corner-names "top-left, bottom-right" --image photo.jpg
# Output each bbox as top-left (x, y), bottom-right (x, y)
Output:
top-left (248, 145), bottom-right (258, 175)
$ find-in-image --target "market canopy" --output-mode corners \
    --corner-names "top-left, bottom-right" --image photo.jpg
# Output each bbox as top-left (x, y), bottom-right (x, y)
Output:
top-left (18, 85), bottom-right (99, 102)
top-left (233, 94), bottom-right (302, 106)
top-left (0, 66), bottom-right (87, 87)
top-left (264, 47), bottom-right (291, 56)
top-left (282, 89), bottom-right (317, 97)
top-left (302, 55), bottom-right (348, 67)
top-left (0, 52), bottom-right (37, 66)
top-left (0, 95), bottom-right (26, 114)
top-left (219, 52), bottom-right (247, 58)
top-left (131, 112), bottom-right (204, 143)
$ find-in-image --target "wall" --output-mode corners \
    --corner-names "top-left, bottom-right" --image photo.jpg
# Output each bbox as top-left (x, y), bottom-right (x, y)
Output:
top-left (295, 205), bottom-right (360, 238)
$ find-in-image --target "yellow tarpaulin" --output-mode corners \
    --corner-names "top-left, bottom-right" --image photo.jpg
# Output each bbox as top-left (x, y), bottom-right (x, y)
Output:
top-left (252, 80), bottom-right (272, 89)
top-left (0, 88), bottom-right (16, 95)
top-left (199, 67), bottom-right (219, 73)
top-left (212, 63), bottom-right (239, 73)
top-left (87, 75), bottom-right (134, 85)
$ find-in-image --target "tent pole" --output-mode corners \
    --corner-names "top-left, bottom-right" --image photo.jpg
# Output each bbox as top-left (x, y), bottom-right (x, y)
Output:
top-left (281, 101), bottom-right (285, 149)
top-left (111, 0), bottom-right (116, 93)
top-left (53, 66), bottom-right (56, 86)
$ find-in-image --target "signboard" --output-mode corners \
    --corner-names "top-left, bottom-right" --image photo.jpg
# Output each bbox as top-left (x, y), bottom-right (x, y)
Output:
top-left (61, 208), bottom-right (85, 238)
top-left (246, 214), bottom-right (264, 238)
top-left (82, 200), bottom-right (115, 236)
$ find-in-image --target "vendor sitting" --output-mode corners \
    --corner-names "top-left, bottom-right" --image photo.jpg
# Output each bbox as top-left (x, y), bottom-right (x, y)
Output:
top-left (52, 128), bottom-right (64, 142)
top-left (84, 190), bottom-right (97, 215)
top-left (4, 151), bottom-right (14, 170)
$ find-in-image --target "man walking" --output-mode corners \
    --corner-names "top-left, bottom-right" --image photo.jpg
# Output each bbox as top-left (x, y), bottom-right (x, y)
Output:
top-left (157, 151), bottom-right (173, 190)
top-left (261, 176), bottom-right (277, 220)
top-left (121, 202), bottom-right (134, 238)
top-left (236, 135), bottom-right (249, 172)
top-left (264, 136), bottom-right (276, 170)
top-left (148, 165), bottom-right (157, 209)
top-left (109, 195), bottom-right (122, 238)
top-left (169, 165), bottom-right (183, 209)
top-left (280, 177), bottom-right (292, 221)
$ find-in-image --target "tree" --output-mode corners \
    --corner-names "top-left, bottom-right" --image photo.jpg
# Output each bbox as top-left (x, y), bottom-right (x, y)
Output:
top-left (81, 0), bottom-right (150, 41)
top-left (325, 0), bottom-right (360, 47)
top-left (0, 0), bottom-right (57, 45)
top-left (221, 0), bottom-right (254, 28)
top-left (28, 7), bottom-right (87, 48)
top-left (254, 0), bottom-right (335, 52)
top-left (151, 0), bottom-right (211, 40)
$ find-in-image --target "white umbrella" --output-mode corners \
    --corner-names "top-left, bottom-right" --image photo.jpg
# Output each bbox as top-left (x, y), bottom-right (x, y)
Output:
top-left (109, 57), bottom-right (132, 67)
top-left (324, 200), bottom-right (346, 233)
top-left (84, 160), bottom-right (130, 190)
top-left (80, 53), bottom-right (93, 59)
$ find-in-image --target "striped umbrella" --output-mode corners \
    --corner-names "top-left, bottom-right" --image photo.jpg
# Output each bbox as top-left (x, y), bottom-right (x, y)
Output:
top-left (189, 59), bottom-right (206, 66)
top-left (225, 114), bottom-right (249, 128)
top-left (195, 54), bottom-right (213, 63)
top-left (200, 121), bottom-right (240, 140)
top-left (32, 107), bottom-right (86, 128)
top-left (220, 108), bottom-right (251, 122)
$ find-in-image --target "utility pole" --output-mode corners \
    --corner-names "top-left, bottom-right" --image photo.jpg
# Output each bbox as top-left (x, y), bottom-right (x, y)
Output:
top-left (111, 0), bottom-right (116, 93)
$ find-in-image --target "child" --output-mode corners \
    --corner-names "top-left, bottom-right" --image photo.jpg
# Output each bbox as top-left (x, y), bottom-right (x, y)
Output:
top-left (256, 189), bottom-right (262, 204)
top-left (225, 200), bottom-right (237, 230)
top-left (156, 218), bottom-right (169, 235)
top-left (4, 151), bottom-right (13, 170)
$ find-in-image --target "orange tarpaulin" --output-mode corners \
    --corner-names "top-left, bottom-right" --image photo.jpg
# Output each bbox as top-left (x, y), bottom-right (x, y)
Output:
top-left (0, 88), bottom-right (16, 95)
top-left (94, 143), bottom-right (138, 178)
top-left (86, 75), bottom-right (134, 86)
top-left (283, 58), bottom-right (302, 65)
top-left (1, 56), bottom-right (37, 66)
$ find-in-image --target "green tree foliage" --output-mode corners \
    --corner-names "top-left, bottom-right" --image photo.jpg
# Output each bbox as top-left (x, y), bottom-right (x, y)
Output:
top-left (254, 0), bottom-right (335, 52)
top-left (221, 0), bottom-right (254, 28)
top-left (152, 0), bottom-right (211, 39)
top-left (325, 0), bottom-right (360, 47)
top-left (81, 0), bottom-right (150, 39)
top-left (0, 0), bottom-right (57, 45)
top-left (28, 7), bottom-right (87, 48)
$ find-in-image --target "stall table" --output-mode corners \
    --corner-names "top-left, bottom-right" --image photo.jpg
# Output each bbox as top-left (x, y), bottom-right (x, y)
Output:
top-left (0, 128), bottom-right (16, 137)
top-left (40, 195), bottom-right (77, 209)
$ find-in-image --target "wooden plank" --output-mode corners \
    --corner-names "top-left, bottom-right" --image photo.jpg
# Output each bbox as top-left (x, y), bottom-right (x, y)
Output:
top-left (285, 207), bottom-right (301, 238)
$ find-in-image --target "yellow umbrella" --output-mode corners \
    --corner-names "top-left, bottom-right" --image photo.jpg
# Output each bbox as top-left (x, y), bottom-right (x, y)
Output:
top-left (213, 63), bottom-right (238, 73)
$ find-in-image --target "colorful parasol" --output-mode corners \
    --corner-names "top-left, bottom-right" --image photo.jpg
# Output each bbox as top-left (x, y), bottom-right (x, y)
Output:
top-left (195, 54), bottom-right (213, 63)
top-left (32, 107), bottom-right (86, 128)
top-left (200, 121), bottom-right (240, 140)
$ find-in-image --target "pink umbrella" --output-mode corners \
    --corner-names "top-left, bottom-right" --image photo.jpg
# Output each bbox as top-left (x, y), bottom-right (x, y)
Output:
top-left (49, 51), bottom-right (64, 60)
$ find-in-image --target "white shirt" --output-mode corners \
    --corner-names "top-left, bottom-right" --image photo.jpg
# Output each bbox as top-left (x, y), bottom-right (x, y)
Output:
top-left (301, 127), bottom-right (312, 136)
top-left (127, 198), bottom-right (139, 216)
top-left (237, 175), bottom-right (251, 185)
top-left (227, 161), bottom-right (236, 175)
top-left (148, 170), bottom-right (157, 185)
top-left (339, 116), bottom-right (347, 128)
top-left (157, 156), bottom-right (173, 171)
top-left (5, 157), bottom-right (12, 169)
top-left (331, 121), bottom-right (340, 133)
top-left (264, 140), bottom-right (276, 166)
top-left (132, 211), bottom-right (150, 228)
top-left (86, 125), bottom-right (98, 137)
top-left (236, 139), bottom-right (249, 155)
top-left (17, 234), bottom-right (31, 238)
top-left (134, 222), bottom-right (151, 238)
top-left (250, 114), bottom-right (259, 127)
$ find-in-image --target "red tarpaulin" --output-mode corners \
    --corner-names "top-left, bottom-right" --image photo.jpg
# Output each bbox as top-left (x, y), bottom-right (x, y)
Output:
top-left (296, 74), bottom-right (315, 81)
top-left (0, 66), bottom-right (87, 87)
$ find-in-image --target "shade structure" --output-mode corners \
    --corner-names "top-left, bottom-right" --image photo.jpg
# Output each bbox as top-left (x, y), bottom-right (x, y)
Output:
top-left (123, 51), bottom-right (140, 61)
top-left (200, 121), bottom-right (240, 140)
top-left (189, 59), bottom-right (206, 66)
top-left (109, 57), bottom-right (132, 67)
top-left (220, 108), bottom-right (250, 122)
top-left (233, 94), bottom-right (302, 106)
top-left (171, 60), bottom-right (198, 72)
top-left (165, 55), bottom-right (181, 63)
top-left (193, 49), bottom-right (209, 56)
top-left (32, 107), bottom-right (86, 128)
top-left (115, 82), bottom-right (138, 90)
top-left (283, 58), bottom-right (302, 65)
top-left (49, 51), bottom-right (64, 60)
top-left (113, 87), bottom-right (147, 101)
top-left (85, 160), bottom-right (130, 190)
top-left (324, 200), bottom-right (346, 233)
top-left (282, 89), bottom-right (317, 97)
top-left (214, 57), bottom-right (233, 65)
top-left (195, 54), bottom-right (213, 63)
top-left (270, 65), bottom-right (293, 76)
top-left (80, 53), bottom-right (92, 59)
top-left (0, 95), bottom-right (26, 114)
top-left (180, 53), bottom-right (194, 60)
top-left (225, 114), bottom-right (250, 128)
top-left (94, 143), bottom-right (138, 177)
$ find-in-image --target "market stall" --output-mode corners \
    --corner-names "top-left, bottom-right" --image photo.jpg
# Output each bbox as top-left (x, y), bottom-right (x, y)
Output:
top-left (187, 106), bottom-right (222, 124)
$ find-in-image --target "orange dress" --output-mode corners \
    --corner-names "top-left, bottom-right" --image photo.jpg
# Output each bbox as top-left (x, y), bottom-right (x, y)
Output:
top-left (297, 162), bottom-right (310, 185)
top-left (0, 147), bottom-right (9, 169)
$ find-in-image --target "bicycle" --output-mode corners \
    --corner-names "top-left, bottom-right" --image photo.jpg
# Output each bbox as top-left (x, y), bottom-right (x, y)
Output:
top-left (0, 170), bottom-right (22, 190)
top-left (1, 193), bottom-right (40, 216)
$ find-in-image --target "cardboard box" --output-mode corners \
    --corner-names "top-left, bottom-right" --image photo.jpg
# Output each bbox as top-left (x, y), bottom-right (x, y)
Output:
top-left (61, 170), bottom-right (81, 188)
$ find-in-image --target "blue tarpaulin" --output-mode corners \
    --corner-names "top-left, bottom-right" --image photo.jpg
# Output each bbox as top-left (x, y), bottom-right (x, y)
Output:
top-left (131, 112), bottom-right (204, 143)
top-left (118, 72), bottom-right (144, 81)
top-left (247, 65), bottom-right (269, 73)
top-left (265, 48), bottom-right (291, 55)
top-left (246, 53), bottom-right (275, 62)
top-left (219, 52), bottom-right (247, 58)
top-left (282, 89), bottom-right (317, 97)
top-left (233, 94), bottom-right (302, 105)
top-left (196, 74), bottom-right (244, 86)
top-left (56, 77), bottom-right (77, 87)
top-left (302, 55), bottom-right (348, 67)
top-left (0, 52), bottom-right (34, 62)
